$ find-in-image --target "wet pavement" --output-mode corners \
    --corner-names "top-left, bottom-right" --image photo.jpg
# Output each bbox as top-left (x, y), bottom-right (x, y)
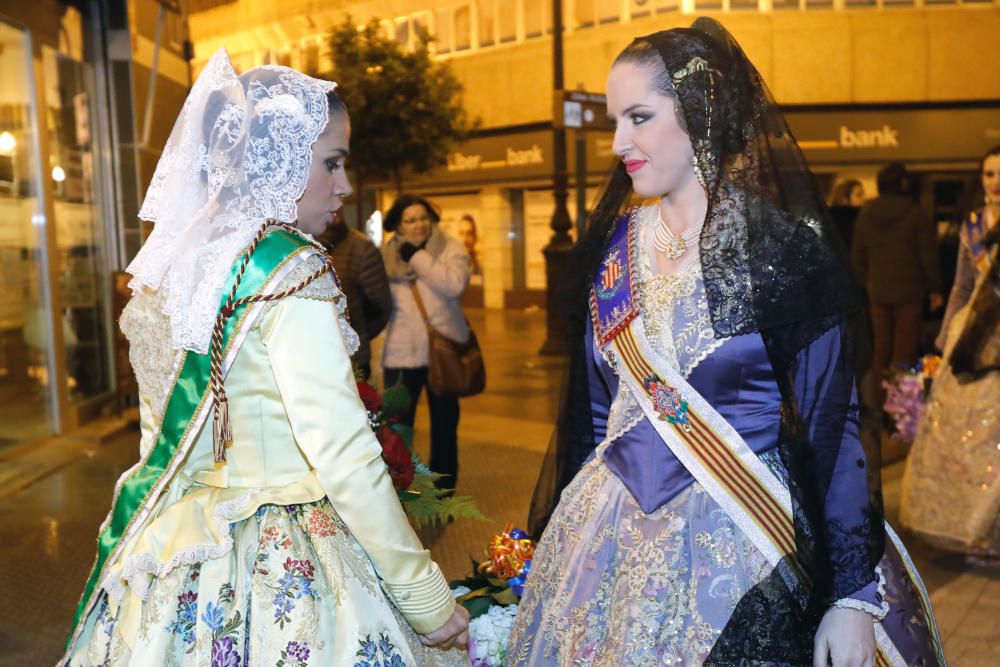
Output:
top-left (0, 307), bottom-right (997, 665)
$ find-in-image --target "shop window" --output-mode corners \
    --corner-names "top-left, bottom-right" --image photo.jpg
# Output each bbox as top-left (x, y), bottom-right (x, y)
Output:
top-left (499, 1), bottom-right (518, 43)
top-left (525, 0), bottom-right (545, 38)
top-left (395, 18), bottom-right (410, 47)
top-left (435, 8), bottom-right (453, 53)
top-left (596, 0), bottom-right (621, 24)
top-left (478, 0), bottom-right (497, 47)
top-left (43, 44), bottom-right (114, 403)
top-left (455, 4), bottom-right (472, 51)
top-left (575, 0), bottom-right (596, 29)
top-left (629, 0), bottom-right (653, 18)
top-left (412, 11), bottom-right (432, 43)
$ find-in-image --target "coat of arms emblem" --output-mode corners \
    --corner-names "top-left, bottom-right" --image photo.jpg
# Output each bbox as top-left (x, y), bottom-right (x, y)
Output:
top-left (596, 247), bottom-right (625, 299)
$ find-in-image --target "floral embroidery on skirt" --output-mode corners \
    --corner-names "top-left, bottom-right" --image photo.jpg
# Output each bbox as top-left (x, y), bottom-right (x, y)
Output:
top-left (506, 456), bottom-right (772, 666)
top-left (66, 498), bottom-right (464, 666)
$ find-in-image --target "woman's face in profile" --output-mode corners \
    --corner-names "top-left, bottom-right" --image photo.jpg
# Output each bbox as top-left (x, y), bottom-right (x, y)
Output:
top-left (398, 204), bottom-right (434, 246)
top-left (458, 219), bottom-right (477, 252)
top-left (606, 61), bottom-right (696, 200)
top-left (849, 183), bottom-right (866, 207)
top-left (982, 154), bottom-right (1000, 206)
top-left (296, 113), bottom-right (353, 237)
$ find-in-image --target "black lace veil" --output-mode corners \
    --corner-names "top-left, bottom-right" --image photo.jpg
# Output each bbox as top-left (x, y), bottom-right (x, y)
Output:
top-left (528, 18), bottom-right (883, 661)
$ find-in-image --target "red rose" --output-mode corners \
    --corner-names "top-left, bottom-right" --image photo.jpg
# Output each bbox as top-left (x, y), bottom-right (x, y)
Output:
top-left (356, 381), bottom-right (382, 414)
top-left (378, 426), bottom-right (415, 490)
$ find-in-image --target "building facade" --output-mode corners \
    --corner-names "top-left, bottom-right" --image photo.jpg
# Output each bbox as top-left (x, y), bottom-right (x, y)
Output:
top-left (189, 0), bottom-right (1000, 309)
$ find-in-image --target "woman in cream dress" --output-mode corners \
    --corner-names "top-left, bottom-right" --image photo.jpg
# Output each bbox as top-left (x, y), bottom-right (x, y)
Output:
top-left (902, 145), bottom-right (1000, 557)
top-left (62, 49), bottom-right (468, 666)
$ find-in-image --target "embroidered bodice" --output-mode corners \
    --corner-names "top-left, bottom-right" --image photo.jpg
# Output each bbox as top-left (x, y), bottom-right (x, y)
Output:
top-left (634, 205), bottom-right (724, 378)
top-left (120, 250), bottom-right (358, 429)
top-left (602, 205), bottom-right (725, 448)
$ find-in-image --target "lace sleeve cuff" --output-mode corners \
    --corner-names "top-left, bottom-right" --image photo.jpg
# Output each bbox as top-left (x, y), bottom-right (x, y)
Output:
top-left (832, 566), bottom-right (888, 621)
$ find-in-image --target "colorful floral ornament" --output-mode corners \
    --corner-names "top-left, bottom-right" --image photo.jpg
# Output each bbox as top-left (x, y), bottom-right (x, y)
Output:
top-left (644, 374), bottom-right (691, 431)
top-left (478, 524), bottom-right (535, 581)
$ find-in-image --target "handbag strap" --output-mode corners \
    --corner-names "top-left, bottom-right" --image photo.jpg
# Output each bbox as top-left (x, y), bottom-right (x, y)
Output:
top-left (409, 280), bottom-right (474, 336)
top-left (409, 281), bottom-right (432, 328)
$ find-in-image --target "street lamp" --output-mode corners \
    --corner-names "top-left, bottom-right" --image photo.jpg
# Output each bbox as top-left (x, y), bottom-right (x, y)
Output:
top-left (539, 0), bottom-right (574, 356)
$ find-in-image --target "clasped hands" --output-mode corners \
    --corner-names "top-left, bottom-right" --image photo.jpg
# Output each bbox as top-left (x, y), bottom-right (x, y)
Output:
top-left (418, 604), bottom-right (470, 651)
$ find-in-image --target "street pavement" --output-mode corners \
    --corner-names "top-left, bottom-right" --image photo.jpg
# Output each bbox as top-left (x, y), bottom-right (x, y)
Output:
top-left (0, 308), bottom-right (997, 665)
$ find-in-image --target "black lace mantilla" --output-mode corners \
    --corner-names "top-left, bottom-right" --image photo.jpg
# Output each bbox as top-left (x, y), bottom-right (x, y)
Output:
top-left (529, 17), bottom-right (885, 663)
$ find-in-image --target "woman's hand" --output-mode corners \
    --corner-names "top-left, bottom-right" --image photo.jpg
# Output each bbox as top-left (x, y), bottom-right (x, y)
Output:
top-left (813, 606), bottom-right (875, 667)
top-left (399, 241), bottom-right (422, 263)
top-left (418, 604), bottom-right (469, 650)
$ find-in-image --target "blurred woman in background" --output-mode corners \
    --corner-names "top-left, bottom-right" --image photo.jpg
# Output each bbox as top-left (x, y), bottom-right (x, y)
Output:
top-left (381, 194), bottom-right (472, 492)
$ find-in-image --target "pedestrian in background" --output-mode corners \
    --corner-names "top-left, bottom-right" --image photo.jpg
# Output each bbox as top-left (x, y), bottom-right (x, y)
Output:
top-left (902, 145), bottom-right (1000, 558)
top-left (381, 194), bottom-right (472, 491)
top-left (828, 178), bottom-right (865, 249)
top-left (852, 162), bottom-right (942, 399)
top-left (319, 214), bottom-right (391, 381)
top-left (458, 213), bottom-right (482, 277)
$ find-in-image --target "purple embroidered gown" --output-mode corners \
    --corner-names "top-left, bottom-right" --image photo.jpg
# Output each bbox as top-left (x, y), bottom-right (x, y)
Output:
top-left (506, 207), bottom-right (943, 666)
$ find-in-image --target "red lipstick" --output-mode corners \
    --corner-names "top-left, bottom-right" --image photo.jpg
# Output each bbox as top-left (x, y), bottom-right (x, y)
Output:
top-left (624, 159), bottom-right (647, 174)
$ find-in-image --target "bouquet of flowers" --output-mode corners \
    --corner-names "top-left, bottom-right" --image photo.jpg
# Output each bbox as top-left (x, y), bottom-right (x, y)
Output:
top-left (882, 354), bottom-right (940, 444)
top-left (358, 381), bottom-right (483, 527)
top-left (450, 525), bottom-right (535, 666)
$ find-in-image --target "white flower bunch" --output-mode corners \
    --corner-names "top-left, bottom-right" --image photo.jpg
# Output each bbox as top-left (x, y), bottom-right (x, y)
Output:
top-left (467, 603), bottom-right (519, 667)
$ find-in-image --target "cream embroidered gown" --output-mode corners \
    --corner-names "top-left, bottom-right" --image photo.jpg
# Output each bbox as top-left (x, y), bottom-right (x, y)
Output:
top-left (65, 252), bottom-right (466, 666)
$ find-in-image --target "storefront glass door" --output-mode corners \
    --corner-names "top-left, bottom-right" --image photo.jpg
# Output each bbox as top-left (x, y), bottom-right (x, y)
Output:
top-left (43, 41), bottom-right (112, 403)
top-left (0, 21), bottom-right (56, 446)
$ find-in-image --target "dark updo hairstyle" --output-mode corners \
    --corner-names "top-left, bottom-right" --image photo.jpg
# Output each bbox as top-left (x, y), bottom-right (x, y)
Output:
top-left (383, 194), bottom-right (441, 232)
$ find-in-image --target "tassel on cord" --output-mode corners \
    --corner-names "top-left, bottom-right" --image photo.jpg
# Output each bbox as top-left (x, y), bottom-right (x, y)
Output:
top-left (213, 394), bottom-right (232, 463)
top-left (210, 302), bottom-right (233, 463)
top-left (209, 220), bottom-right (338, 464)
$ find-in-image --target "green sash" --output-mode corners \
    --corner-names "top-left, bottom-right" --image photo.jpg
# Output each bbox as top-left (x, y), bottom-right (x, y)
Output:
top-left (67, 228), bottom-right (314, 650)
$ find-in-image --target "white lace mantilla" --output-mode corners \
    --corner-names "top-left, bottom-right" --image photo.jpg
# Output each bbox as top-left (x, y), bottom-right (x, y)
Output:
top-left (125, 47), bottom-right (336, 354)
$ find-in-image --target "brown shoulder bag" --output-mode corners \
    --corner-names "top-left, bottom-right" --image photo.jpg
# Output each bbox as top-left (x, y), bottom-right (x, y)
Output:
top-left (409, 282), bottom-right (486, 397)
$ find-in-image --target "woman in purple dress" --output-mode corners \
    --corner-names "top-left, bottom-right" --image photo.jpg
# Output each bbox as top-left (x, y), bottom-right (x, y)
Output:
top-left (513, 19), bottom-right (943, 666)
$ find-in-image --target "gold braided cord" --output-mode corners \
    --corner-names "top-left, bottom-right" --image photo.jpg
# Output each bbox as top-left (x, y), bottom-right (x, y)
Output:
top-left (210, 220), bottom-right (335, 462)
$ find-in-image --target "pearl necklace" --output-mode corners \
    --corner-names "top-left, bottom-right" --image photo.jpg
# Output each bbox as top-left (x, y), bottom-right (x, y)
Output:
top-left (652, 208), bottom-right (702, 260)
